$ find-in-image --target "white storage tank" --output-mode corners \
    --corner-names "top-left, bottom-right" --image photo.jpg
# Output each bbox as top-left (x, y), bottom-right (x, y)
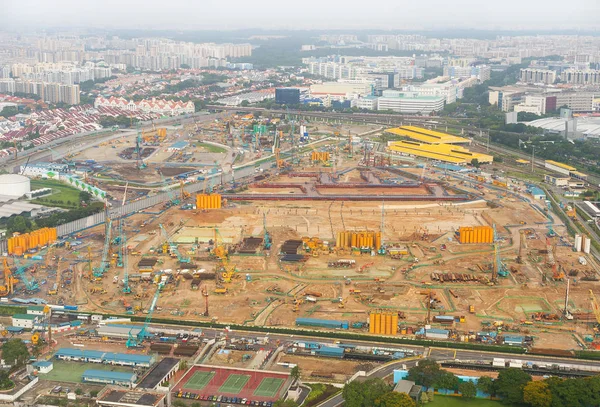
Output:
top-left (0, 174), bottom-right (30, 197)
top-left (584, 237), bottom-right (591, 254)
top-left (575, 234), bottom-right (582, 252)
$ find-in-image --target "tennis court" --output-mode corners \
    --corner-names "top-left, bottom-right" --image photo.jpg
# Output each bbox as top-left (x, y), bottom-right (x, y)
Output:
top-left (184, 371), bottom-right (215, 390)
top-left (253, 377), bottom-right (285, 397)
top-left (219, 374), bottom-right (250, 394)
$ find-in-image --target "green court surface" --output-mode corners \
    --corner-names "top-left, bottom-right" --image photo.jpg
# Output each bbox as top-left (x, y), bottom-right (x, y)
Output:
top-left (219, 374), bottom-right (250, 394)
top-left (185, 371), bottom-right (215, 390)
top-left (253, 377), bottom-right (284, 397)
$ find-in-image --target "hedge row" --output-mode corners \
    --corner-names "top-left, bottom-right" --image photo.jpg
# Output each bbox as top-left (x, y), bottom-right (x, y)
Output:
top-left (0, 305), bottom-right (27, 316)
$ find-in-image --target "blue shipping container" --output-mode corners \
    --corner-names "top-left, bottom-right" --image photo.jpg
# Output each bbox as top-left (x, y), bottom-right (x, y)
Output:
top-left (296, 318), bottom-right (349, 330)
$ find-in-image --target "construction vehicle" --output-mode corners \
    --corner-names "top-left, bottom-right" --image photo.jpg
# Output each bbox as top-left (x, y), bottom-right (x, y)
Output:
top-left (338, 297), bottom-right (348, 309)
top-left (48, 256), bottom-right (61, 296)
top-left (93, 218), bottom-right (112, 278)
top-left (12, 258), bottom-right (39, 292)
top-left (31, 333), bottom-right (39, 346)
top-left (214, 287), bottom-right (228, 294)
top-left (469, 305), bottom-right (475, 314)
top-left (159, 224), bottom-right (190, 263)
top-left (213, 228), bottom-right (236, 283)
top-left (263, 213), bottom-right (272, 250)
top-left (0, 259), bottom-right (15, 297)
top-left (126, 282), bottom-right (164, 348)
top-left (180, 180), bottom-right (191, 201)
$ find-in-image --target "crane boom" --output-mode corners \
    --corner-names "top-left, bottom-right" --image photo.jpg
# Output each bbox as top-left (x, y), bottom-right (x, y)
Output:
top-left (126, 282), bottom-right (163, 348)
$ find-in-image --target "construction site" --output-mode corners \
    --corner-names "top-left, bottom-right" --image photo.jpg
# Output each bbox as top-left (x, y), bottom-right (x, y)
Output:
top-left (5, 116), bottom-right (600, 381)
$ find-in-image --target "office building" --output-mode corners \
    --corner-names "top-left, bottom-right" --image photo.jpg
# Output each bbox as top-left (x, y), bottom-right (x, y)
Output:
top-left (514, 95), bottom-right (548, 115)
top-left (555, 92), bottom-right (594, 112)
top-left (443, 65), bottom-right (491, 82)
top-left (377, 90), bottom-right (445, 114)
top-left (275, 88), bottom-right (300, 104)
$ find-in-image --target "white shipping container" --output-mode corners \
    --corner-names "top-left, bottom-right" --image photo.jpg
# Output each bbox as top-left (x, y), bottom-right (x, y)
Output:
top-left (575, 234), bottom-right (582, 252)
top-left (579, 256), bottom-right (587, 265)
top-left (584, 237), bottom-right (591, 254)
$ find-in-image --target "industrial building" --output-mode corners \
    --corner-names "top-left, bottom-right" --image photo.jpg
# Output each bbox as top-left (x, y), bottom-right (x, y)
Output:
top-left (167, 141), bottom-right (188, 152)
top-left (137, 357), bottom-right (180, 390)
top-left (275, 88), bottom-right (300, 105)
top-left (544, 160), bottom-right (576, 176)
top-left (54, 348), bottom-right (154, 367)
top-left (545, 174), bottom-right (570, 187)
top-left (82, 370), bottom-right (137, 387)
top-left (295, 318), bottom-right (349, 329)
top-left (393, 380), bottom-right (423, 402)
top-left (580, 201), bottom-right (600, 219)
top-left (97, 324), bottom-right (144, 339)
top-left (11, 314), bottom-right (39, 329)
top-left (19, 162), bottom-right (69, 177)
top-left (528, 187), bottom-right (546, 200)
top-left (0, 174), bottom-right (30, 197)
top-left (96, 387), bottom-right (167, 407)
top-left (376, 92), bottom-right (445, 114)
top-left (388, 141), bottom-right (493, 165)
top-left (385, 126), bottom-right (470, 145)
top-left (416, 328), bottom-right (450, 340)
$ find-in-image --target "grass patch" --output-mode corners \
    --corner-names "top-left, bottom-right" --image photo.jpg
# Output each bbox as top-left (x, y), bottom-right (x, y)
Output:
top-left (196, 142), bottom-right (227, 153)
top-left (31, 179), bottom-right (84, 209)
top-left (304, 383), bottom-right (340, 407)
top-left (429, 395), bottom-right (512, 407)
top-left (42, 361), bottom-right (134, 383)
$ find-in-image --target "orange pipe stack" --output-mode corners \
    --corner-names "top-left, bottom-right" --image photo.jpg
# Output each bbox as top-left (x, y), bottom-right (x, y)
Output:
top-left (7, 227), bottom-right (57, 255)
top-left (369, 311), bottom-right (398, 335)
top-left (196, 194), bottom-right (222, 210)
top-left (458, 226), bottom-right (493, 244)
top-left (335, 231), bottom-right (382, 250)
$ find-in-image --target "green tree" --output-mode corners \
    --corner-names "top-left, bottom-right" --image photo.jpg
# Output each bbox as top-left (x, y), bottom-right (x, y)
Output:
top-left (2, 339), bottom-right (30, 367)
top-left (420, 391), bottom-right (429, 404)
top-left (343, 378), bottom-right (390, 407)
top-left (495, 368), bottom-right (531, 405)
top-left (273, 400), bottom-right (298, 407)
top-left (523, 381), bottom-right (552, 407)
top-left (179, 360), bottom-right (188, 371)
top-left (477, 376), bottom-right (496, 398)
top-left (74, 388), bottom-right (83, 395)
top-left (435, 372), bottom-right (459, 391)
top-left (7, 215), bottom-right (30, 234)
top-left (290, 365), bottom-right (300, 381)
top-left (374, 392), bottom-right (416, 407)
top-left (406, 359), bottom-right (442, 388)
top-left (240, 100), bottom-right (250, 107)
top-left (470, 158), bottom-right (480, 168)
top-left (459, 381), bottom-right (477, 399)
top-left (0, 371), bottom-right (13, 390)
top-left (79, 191), bottom-right (92, 203)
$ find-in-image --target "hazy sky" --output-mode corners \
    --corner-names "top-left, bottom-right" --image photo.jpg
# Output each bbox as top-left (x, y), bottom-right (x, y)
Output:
top-left (2, 0), bottom-right (599, 31)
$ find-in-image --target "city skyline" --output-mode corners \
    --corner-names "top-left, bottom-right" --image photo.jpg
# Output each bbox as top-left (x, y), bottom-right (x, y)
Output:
top-left (2, 0), bottom-right (600, 31)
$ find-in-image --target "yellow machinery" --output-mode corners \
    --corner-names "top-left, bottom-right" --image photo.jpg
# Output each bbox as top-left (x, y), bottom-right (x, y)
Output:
top-left (31, 333), bottom-right (39, 345)
top-left (338, 297), bottom-right (348, 309)
top-left (180, 180), bottom-right (191, 200)
top-left (275, 147), bottom-right (284, 169)
top-left (0, 258), bottom-right (15, 297)
top-left (213, 229), bottom-right (236, 283)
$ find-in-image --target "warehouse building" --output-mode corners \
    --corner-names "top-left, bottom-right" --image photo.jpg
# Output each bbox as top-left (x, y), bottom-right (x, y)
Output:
top-left (544, 160), bottom-right (576, 176)
top-left (11, 313), bottom-right (39, 329)
top-left (54, 348), bottom-right (154, 367)
top-left (96, 387), bottom-right (167, 407)
top-left (31, 360), bottom-right (53, 374)
top-left (98, 324), bottom-right (144, 339)
top-left (295, 318), bottom-right (349, 329)
top-left (82, 370), bottom-right (137, 387)
top-left (580, 201), bottom-right (600, 219)
top-left (544, 174), bottom-right (569, 187)
top-left (137, 357), bottom-right (180, 390)
top-left (385, 126), bottom-right (470, 145)
top-left (416, 328), bottom-right (449, 340)
top-left (388, 140), bottom-right (493, 165)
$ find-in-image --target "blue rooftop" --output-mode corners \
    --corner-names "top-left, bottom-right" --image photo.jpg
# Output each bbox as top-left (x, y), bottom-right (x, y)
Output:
top-left (33, 361), bottom-right (52, 368)
top-left (6, 327), bottom-right (24, 333)
top-left (55, 348), bottom-right (152, 364)
top-left (529, 187), bottom-right (546, 196)
top-left (434, 163), bottom-right (465, 172)
top-left (170, 141), bottom-right (188, 149)
top-left (82, 369), bottom-right (135, 382)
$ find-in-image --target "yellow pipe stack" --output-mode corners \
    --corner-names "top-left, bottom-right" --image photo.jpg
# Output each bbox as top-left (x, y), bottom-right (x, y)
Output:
top-left (196, 194), bottom-right (222, 210)
top-left (336, 231), bottom-right (383, 250)
top-left (369, 311), bottom-right (398, 335)
top-left (458, 226), bottom-right (493, 244)
top-left (7, 227), bottom-right (58, 255)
